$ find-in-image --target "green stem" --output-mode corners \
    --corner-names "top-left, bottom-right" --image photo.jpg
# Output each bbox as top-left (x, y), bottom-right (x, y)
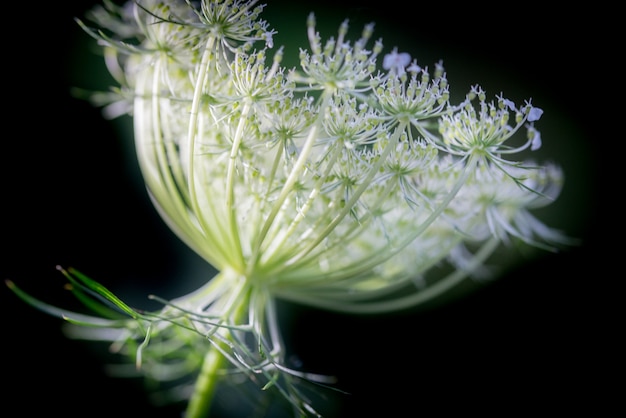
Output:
top-left (185, 346), bottom-right (227, 418)
top-left (184, 272), bottom-right (251, 418)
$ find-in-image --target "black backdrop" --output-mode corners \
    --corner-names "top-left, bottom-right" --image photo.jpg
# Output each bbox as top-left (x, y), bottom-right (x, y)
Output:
top-left (2, 1), bottom-right (609, 417)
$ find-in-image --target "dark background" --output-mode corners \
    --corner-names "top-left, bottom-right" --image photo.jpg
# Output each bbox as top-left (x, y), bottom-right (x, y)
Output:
top-left (2, 1), bottom-right (611, 417)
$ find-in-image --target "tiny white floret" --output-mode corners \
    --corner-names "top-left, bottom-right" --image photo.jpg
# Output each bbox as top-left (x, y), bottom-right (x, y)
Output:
top-left (528, 106), bottom-right (544, 122)
top-left (383, 47), bottom-right (411, 74)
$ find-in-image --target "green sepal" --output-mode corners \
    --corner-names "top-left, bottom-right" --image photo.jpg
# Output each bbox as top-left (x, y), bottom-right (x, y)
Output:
top-left (5, 279), bottom-right (125, 328)
top-left (59, 266), bottom-right (142, 320)
top-left (66, 281), bottom-right (129, 321)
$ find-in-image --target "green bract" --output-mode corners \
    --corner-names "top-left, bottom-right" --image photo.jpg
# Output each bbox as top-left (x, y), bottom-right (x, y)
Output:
top-left (7, 1), bottom-right (574, 417)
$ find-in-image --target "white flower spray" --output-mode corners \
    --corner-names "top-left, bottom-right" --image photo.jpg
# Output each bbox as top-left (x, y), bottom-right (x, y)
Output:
top-left (6, 0), bottom-right (575, 417)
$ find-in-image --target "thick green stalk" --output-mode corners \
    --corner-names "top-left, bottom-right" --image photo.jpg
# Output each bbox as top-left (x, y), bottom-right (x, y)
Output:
top-left (185, 344), bottom-right (227, 418)
top-left (184, 275), bottom-right (251, 418)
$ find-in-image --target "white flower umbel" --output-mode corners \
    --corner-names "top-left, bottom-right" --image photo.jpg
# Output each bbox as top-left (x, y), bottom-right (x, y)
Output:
top-left (6, 1), bottom-right (575, 417)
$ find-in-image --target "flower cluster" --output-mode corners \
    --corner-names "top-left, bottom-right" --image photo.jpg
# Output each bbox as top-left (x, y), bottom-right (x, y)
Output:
top-left (7, 1), bottom-right (573, 417)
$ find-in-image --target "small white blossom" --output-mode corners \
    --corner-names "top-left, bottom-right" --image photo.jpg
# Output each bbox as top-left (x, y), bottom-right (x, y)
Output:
top-left (528, 106), bottom-right (544, 122)
top-left (529, 126), bottom-right (542, 151)
top-left (406, 59), bottom-right (422, 74)
top-left (383, 47), bottom-right (411, 74)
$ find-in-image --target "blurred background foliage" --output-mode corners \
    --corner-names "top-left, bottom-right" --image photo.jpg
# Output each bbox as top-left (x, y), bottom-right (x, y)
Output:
top-left (2, 1), bottom-right (606, 417)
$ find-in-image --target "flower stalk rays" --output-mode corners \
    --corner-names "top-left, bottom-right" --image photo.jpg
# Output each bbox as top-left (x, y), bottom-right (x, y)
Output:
top-left (7, 1), bottom-right (574, 417)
